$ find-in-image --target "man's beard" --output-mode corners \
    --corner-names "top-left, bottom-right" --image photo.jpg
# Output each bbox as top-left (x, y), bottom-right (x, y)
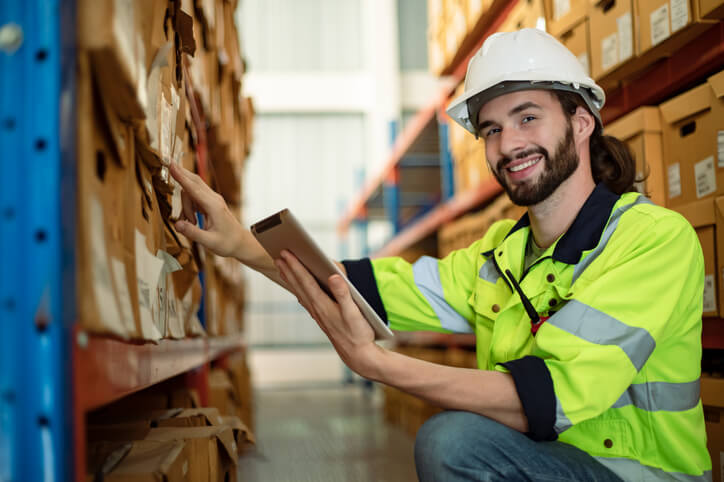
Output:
top-left (491, 122), bottom-right (579, 206)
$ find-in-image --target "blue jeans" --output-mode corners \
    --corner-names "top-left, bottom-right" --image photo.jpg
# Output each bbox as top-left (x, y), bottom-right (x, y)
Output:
top-left (415, 411), bottom-right (624, 482)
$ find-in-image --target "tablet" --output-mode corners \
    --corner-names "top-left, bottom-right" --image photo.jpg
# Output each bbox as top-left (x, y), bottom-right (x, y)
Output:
top-left (251, 209), bottom-right (394, 341)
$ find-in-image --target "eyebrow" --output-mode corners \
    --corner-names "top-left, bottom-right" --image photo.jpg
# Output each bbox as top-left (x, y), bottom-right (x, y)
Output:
top-left (477, 101), bottom-right (543, 132)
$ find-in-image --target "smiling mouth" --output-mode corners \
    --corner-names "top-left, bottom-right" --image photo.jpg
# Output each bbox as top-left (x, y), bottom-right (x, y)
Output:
top-left (507, 155), bottom-right (543, 173)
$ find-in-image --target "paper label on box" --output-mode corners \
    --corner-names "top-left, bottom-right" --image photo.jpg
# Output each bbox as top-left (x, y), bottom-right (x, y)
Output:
top-left (554, 0), bottom-right (571, 19)
top-left (718, 131), bottom-right (724, 167)
top-left (703, 274), bottom-right (717, 313)
top-left (160, 99), bottom-right (174, 165)
top-left (113, 0), bottom-right (136, 81)
top-left (110, 257), bottom-right (135, 334)
top-left (670, 0), bottom-right (688, 32)
top-left (145, 68), bottom-right (161, 151)
top-left (668, 163), bottom-right (682, 198)
top-left (695, 156), bottom-right (716, 198)
top-left (651, 4), bottom-right (671, 45)
top-left (617, 12), bottom-right (633, 62)
top-left (577, 53), bottom-right (590, 76)
top-left (134, 230), bottom-right (164, 340)
top-left (90, 198), bottom-right (126, 335)
top-left (602, 34), bottom-right (618, 71)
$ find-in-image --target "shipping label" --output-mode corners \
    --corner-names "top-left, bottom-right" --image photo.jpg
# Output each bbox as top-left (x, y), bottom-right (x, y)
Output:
top-left (617, 12), bottom-right (633, 62)
top-left (651, 4), bottom-right (670, 46)
top-left (110, 257), bottom-right (136, 334)
top-left (554, 0), bottom-right (571, 19)
top-left (667, 163), bottom-right (682, 198)
top-left (718, 131), bottom-right (724, 167)
top-left (602, 33), bottom-right (618, 71)
top-left (670, 0), bottom-right (688, 32)
top-left (704, 274), bottom-right (717, 313)
top-left (695, 156), bottom-right (716, 198)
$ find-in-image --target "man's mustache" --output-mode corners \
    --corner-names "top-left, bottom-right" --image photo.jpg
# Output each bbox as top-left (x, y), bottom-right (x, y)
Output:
top-left (497, 146), bottom-right (549, 171)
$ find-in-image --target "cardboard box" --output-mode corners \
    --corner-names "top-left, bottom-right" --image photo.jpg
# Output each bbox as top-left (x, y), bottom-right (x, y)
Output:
top-left (605, 106), bottom-right (666, 206)
top-left (545, 0), bottom-right (590, 37)
top-left (700, 0), bottom-right (724, 18)
top-left (86, 440), bottom-right (189, 482)
top-left (589, 0), bottom-right (635, 80)
top-left (559, 18), bottom-right (592, 77)
top-left (145, 426), bottom-right (237, 482)
top-left (660, 71), bottom-right (724, 208)
top-left (208, 369), bottom-right (241, 419)
top-left (701, 376), bottom-right (724, 482)
top-left (674, 199), bottom-right (718, 317)
top-left (499, 0), bottom-right (546, 31)
top-left (76, 53), bottom-right (140, 339)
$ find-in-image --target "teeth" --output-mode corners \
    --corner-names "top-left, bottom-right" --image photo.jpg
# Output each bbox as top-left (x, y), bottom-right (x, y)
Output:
top-left (508, 156), bottom-right (541, 173)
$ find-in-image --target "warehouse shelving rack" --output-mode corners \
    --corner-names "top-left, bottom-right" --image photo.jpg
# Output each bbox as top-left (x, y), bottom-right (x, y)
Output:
top-left (338, 4), bottom-right (724, 348)
top-left (0, 2), bottom-right (245, 481)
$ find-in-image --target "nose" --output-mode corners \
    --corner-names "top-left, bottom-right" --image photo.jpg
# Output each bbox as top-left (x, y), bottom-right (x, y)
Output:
top-left (498, 125), bottom-right (527, 161)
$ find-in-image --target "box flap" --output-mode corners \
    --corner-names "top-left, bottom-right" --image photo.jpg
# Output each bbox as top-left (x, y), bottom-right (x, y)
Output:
top-left (220, 415), bottom-right (256, 446)
top-left (660, 84), bottom-right (712, 125)
top-left (145, 426), bottom-right (238, 465)
top-left (605, 106), bottom-right (662, 139)
top-left (702, 376), bottom-right (724, 408)
top-left (103, 440), bottom-right (185, 478)
top-left (708, 70), bottom-right (724, 100)
top-left (672, 198), bottom-right (716, 227)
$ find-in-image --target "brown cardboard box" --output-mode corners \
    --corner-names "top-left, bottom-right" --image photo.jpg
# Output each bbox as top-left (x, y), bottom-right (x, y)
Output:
top-left (76, 53), bottom-right (140, 339)
top-left (637, 0), bottom-right (715, 55)
top-left (674, 199), bottom-right (718, 316)
top-left (605, 106), bottom-right (666, 206)
top-left (660, 71), bottom-right (724, 208)
top-left (208, 369), bottom-right (241, 419)
top-left (589, 0), bottom-right (635, 80)
top-left (701, 376), bottom-right (724, 482)
top-left (700, 0), bottom-right (724, 17)
top-left (499, 0), bottom-right (546, 31)
top-left (559, 18), bottom-right (592, 77)
top-left (86, 440), bottom-right (189, 482)
top-left (545, 0), bottom-right (590, 37)
top-left (145, 426), bottom-right (237, 482)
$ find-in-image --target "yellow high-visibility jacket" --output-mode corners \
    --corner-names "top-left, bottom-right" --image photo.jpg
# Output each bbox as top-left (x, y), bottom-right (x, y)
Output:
top-left (343, 184), bottom-right (710, 481)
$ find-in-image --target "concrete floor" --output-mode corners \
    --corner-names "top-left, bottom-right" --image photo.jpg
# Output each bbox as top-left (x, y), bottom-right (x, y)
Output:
top-left (237, 385), bottom-right (419, 481)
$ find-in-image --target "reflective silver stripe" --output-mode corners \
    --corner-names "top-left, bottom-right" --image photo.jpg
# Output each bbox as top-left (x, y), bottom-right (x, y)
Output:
top-left (479, 257), bottom-right (500, 284)
top-left (612, 379), bottom-right (700, 412)
top-left (548, 300), bottom-right (655, 371)
top-left (554, 397), bottom-right (573, 434)
top-left (596, 457), bottom-right (712, 482)
top-left (572, 196), bottom-right (653, 285)
top-left (412, 256), bottom-right (473, 333)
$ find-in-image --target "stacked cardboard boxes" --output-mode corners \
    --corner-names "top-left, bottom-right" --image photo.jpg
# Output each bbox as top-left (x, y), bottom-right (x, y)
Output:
top-left (75, 0), bottom-right (252, 342)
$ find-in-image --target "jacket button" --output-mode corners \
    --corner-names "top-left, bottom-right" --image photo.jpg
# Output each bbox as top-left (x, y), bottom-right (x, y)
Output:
top-left (546, 274), bottom-right (555, 283)
top-left (492, 304), bottom-right (500, 313)
top-left (604, 439), bottom-right (613, 449)
top-left (548, 299), bottom-right (557, 307)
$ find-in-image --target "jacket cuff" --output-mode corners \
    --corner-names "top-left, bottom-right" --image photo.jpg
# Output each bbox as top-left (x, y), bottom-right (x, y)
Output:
top-left (499, 356), bottom-right (557, 441)
top-left (341, 258), bottom-right (388, 324)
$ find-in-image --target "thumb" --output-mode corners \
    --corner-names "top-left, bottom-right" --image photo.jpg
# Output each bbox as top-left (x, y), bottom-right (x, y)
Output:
top-left (176, 220), bottom-right (215, 248)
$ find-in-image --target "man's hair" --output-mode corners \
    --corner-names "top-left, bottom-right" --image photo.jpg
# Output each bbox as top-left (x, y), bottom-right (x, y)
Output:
top-left (552, 90), bottom-right (643, 195)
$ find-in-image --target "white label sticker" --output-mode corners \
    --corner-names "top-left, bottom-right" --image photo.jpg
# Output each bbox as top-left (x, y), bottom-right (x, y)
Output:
top-left (110, 257), bottom-right (136, 334)
top-left (554, 0), bottom-right (571, 19)
top-left (134, 230), bottom-right (164, 340)
top-left (617, 12), bottom-right (633, 62)
top-left (578, 53), bottom-right (590, 76)
top-left (670, 0), bottom-right (689, 32)
top-left (668, 163), bottom-right (682, 198)
top-left (602, 33), bottom-right (618, 71)
top-left (113, 0), bottom-right (136, 81)
top-left (704, 274), bottom-right (717, 313)
top-left (718, 131), bottom-right (724, 167)
top-left (695, 156), bottom-right (716, 198)
top-left (90, 198), bottom-right (126, 335)
top-left (651, 4), bottom-right (670, 46)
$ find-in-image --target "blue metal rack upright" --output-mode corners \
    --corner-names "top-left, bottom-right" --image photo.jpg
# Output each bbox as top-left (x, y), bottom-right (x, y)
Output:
top-left (1, 0), bottom-right (76, 481)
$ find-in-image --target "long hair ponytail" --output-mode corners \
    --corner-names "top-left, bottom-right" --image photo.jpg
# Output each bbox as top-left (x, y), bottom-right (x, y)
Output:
top-left (552, 90), bottom-right (643, 195)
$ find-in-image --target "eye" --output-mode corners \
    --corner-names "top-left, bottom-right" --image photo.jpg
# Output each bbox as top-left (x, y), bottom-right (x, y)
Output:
top-left (522, 115), bottom-right (537, 123)
top-left (484, 127), bottom-right (501, 138)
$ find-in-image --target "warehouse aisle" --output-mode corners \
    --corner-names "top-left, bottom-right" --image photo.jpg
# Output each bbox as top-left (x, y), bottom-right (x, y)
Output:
top-left (237, 385), bottom-right (419, 481)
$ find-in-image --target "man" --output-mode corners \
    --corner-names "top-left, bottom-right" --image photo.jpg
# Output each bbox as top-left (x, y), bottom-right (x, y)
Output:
top-left (170, 29), bottom-right (710, 481)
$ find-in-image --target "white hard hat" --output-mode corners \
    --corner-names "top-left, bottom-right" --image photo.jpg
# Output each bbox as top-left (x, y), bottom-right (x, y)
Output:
top-left (446, 28), bottom-right (606, 136)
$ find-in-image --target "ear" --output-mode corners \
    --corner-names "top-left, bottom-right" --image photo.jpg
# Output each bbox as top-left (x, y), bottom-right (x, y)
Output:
top-left (570, 106), bottom-right (596, 146)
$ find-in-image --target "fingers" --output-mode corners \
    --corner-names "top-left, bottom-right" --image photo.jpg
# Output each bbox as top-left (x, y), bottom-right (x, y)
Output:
top-left (280, 251), bottom-right (333, 309)
top-left (181, 189), bottom-right (197, 224)
top-left (276, 258), bottom-right (320, 320)
top-left (169, 163), bottom-right (220, 214)
top-left (328, 275), bottom-right (361, 321)
top-left (175, 219), bottom-right (215, 247)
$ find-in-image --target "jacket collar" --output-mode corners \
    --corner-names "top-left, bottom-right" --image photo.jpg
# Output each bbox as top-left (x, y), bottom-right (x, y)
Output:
top-left (501, 183), bottom-right (621, 265)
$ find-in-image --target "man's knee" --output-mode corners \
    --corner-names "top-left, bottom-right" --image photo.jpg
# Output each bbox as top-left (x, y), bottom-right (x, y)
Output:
top-left (414, 411), bottom-right (506, 481)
